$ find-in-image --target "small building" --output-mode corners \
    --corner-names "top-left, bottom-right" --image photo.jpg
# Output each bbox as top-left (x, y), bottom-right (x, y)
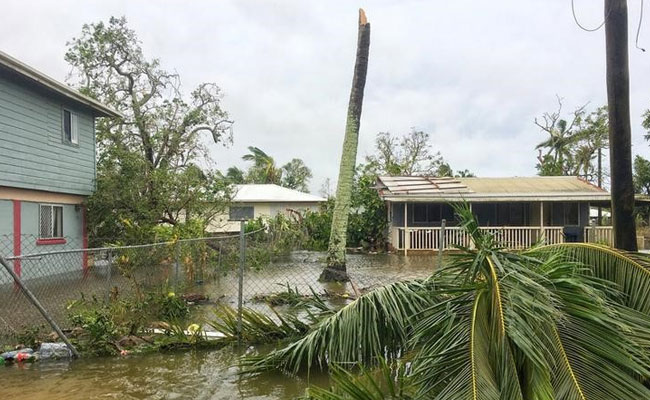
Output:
top-left (208, 184), bottom-right (326, 232)
top-left (0, 51), bottom-right (119, 281)
top-left (376, 175), bottom-right (626, 253)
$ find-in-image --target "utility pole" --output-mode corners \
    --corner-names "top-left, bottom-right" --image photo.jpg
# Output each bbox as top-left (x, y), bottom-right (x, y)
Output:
top-left (605, 0), bottom-right (637, 250)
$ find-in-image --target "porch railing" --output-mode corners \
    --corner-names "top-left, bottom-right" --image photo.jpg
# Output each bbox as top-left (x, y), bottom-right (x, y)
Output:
top-left (584, 226), bottom-right (614, 246)
top-left (396, 226), bottom-right (565, 251)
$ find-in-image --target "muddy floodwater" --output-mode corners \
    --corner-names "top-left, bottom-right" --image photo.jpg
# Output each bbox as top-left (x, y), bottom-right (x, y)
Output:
top-left (1, 252), bottom-right (436, 400)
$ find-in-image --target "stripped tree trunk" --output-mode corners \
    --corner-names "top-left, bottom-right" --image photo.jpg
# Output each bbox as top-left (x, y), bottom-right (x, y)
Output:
top-left (320, 9), bottom-right (370, 282)
top-left (605, 0), bottom-right (637, 250)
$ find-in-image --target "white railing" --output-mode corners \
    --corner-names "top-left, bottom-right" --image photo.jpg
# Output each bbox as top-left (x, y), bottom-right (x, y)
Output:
top-left (543, 227), bottom-right (565, 245)
top-left (584, 226), bottom-right (614, 246)
top-left (396, 226), bottom-right (565, 251)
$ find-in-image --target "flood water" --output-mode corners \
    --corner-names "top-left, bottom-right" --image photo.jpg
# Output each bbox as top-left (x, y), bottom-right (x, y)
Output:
top-left (1, 253), bottom-right (436, 400)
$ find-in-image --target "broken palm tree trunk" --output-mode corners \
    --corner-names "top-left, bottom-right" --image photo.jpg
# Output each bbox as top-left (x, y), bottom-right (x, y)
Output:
top-left (605, 0), bottom-right (637, 250)
top-left (320, 9), bottom-right (370, 282)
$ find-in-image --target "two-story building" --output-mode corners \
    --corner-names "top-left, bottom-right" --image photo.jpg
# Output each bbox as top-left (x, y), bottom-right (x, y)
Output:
top-left (0, 51), bottom-right (119, 281)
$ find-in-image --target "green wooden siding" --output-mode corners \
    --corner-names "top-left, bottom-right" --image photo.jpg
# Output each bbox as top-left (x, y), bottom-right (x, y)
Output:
top-left (0, 73), bottom-right (96, 195)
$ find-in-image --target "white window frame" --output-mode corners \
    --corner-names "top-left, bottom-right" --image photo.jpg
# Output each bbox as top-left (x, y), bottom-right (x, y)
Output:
top-left (39, 204), bottom-right (64, 239)
top-left (62, 109), bottom-right (79, 145)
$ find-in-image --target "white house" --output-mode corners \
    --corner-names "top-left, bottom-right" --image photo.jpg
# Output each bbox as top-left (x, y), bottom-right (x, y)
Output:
top-left (208, 184), bottom-right (326, 233)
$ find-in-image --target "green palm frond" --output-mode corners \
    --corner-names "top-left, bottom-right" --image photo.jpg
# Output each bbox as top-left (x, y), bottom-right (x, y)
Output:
top-left (242, 280), bottom-right (431, 375)
top-left (527, 243), bottom-right (650, 313)
top-left (305, 358), bottom-right (412, 400)
top-left (243, 209), bottom-right (650, 399)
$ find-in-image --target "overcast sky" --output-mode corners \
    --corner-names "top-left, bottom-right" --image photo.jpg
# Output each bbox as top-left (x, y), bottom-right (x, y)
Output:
top-left (2, 0), bottom-right (650, 193)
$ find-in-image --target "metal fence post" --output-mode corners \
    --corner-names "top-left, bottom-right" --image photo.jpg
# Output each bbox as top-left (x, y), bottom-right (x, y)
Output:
top-left (174, 241), bottom-right (181, 289)
top-left (237, 221), bottom-right (245, 344)
top-left (105, 250), bottom-right (113, 303)
top-left (438, 219), bottom-right (446, 269)
top-left (0, 255), bottom-right (80, 358)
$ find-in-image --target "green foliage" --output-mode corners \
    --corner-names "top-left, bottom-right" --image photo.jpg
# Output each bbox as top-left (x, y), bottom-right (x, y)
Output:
top-left (152, 292), bottom-right (190, 322)
top-left (302, 201), bottom-right (334, 251)
top-left (245, 206), bottom-right (650, 399)
top-left (252, 283), bottom-right (310, 306)
top-left (305, 359), bottom-right (413, 400)
top-left (66, 16), bottom-right (232, 243)
top-left (237, 146), bottom-right (313, 191)
top-left (243, 146), bottom-right (283, 184)
top-left (68, 301), bottom-right (118, 355)
top-left (347, 168), bottom-right (387, 250)
top-left (13, 326), bottom-right (45, 349)
top-left (66, 288), bottom-right (191, 355)
top-left (209, 306), bottom-right (310, 344)
top-left (634, 155), bottom-right (650, 195)
top-left (633, 155), bottom-right (650, 225)
top-left (282, 158), bottom-right (313, 192)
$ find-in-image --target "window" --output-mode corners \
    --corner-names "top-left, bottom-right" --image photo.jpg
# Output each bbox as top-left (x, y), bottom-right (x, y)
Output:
top-left (413, 204), bottom-right (428, 223)
top-left (229, 206), bottom-right (254, 221)
top-left (39, 205), bottom-right (63, 238)
top-left (412, 203), bottom-right (441, 224)
top-left (549, 202), bottom-right (579, 226)
top-left (63, 109), bottom-right (78, 145)
top-left (564, 202), bottom-right (579, 226)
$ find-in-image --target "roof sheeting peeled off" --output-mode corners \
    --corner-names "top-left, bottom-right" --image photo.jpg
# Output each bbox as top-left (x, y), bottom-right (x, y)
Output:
top-left (376, 176), bottom-right (611, 203)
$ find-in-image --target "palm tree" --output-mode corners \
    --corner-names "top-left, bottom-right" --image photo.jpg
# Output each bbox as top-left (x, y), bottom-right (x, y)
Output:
top-left (246, 205), bottom-right (650, 399)
top-left (242, 146), bottom-right (282, 184)
top-left (321, 9), bottom-right (371, 282)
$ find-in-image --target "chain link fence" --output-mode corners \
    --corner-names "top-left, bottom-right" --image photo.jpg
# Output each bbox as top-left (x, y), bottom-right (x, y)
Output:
top-left (0, 230), bottom-right (434, 347)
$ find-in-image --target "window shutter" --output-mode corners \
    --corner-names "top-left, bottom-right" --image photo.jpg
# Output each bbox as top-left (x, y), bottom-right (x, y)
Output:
top-left (71, 113), bottom-right (79, 144)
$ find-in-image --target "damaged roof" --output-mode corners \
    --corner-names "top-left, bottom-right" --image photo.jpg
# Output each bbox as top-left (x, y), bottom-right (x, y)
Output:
top-left (376, 176), bottom-right (612, 202)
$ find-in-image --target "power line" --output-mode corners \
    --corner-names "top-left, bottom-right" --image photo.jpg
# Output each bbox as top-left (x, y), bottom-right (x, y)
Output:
top-left (636, 0), bottom-right (646, 52)
top-left (571, 0), bottom-right (609, 32)
top-left (572, 0), bottom-right (645, 53)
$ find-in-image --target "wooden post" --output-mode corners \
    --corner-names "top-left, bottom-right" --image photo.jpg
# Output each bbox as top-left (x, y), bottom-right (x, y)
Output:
top-left (404, 202), bottom-right (409, 256)
top-left (605, 0), bottom-right (637, 250)
top-left (469, 203), bottom-right (475, 250)
top-left (438, 219), bottom-right (446, 268)
top-left (539, 201), bottom-right (547, 243)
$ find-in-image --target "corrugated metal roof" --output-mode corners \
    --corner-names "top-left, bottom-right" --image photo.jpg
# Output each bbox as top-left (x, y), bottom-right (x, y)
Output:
top-left (233, 184), bottom-right (326, 203)
top-left (376, 176), bottom-right (610, 202)
top-left (457, 176), bottom-right (605, 194)
top-left (0, 50), bottom-right (122, 118)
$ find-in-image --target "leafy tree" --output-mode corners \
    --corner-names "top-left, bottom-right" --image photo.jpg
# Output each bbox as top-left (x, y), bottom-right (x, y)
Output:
top-left (347, 166), bottom-right (388, 250)
top-left (281, 158), bottom-right (313, 192)
top-left (633, 155), bottom-right (650, 225)
top-left (634, 155), bottom-right (650, 195)
top-left (223, 166), bottom-right (246, 184)
top-left (65, 17), bottom-right (232, 242)
top-left (247, 207), bottom-right (650, 399)
top-left (242, 146), bottom-right (282, 184)
top-left (437, 162), bottom-right (476, 178)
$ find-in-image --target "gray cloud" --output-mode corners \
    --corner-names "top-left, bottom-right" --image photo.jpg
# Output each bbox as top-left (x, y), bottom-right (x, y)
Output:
top-left (2, 0), bottom-right (649, 193)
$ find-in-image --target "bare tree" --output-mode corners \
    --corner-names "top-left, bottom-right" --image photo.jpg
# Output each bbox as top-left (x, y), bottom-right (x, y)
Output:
top-left (321, 9), bottom-right (371, 282)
